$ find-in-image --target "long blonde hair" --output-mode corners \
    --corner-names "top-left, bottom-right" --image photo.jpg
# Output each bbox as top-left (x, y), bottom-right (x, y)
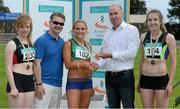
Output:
top-left (15, 14), bottom-right (33, 45)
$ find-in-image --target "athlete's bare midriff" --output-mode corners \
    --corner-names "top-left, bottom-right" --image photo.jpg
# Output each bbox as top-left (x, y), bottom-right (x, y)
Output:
top-left (12, 62), bottom-right (33, 75)
top-left (68, 60), bottom-right (92, 79)
top-left (141, 58), bottom-right (167, 76)
top-left (68, 69), bottom-right (92, 79)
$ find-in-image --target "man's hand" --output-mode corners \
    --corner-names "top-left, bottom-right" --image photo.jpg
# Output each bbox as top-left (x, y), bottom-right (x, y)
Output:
top-left (96, 52), bottom-right (112, 59)
top-left (35, 85), bottom-right (45, 100)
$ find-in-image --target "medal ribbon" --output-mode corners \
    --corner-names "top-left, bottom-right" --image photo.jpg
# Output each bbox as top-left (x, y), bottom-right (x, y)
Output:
top-left (150, 31), bottom-right (162, 60)
top-left (17, 37), bottom-right (30, 69)
top-left (72, 37), bottom-right (98, 53)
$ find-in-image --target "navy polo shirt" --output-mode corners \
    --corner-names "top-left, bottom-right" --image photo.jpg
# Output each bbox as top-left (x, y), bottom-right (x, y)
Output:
top-left (34, 31), bottom-right (64, 87)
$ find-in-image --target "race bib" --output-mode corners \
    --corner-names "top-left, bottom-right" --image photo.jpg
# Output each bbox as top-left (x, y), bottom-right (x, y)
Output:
top-left (21, 47), bottom-right (36, 61)
top-left (75, 46), bottom-right (91, 59)
top-left (144, 43), bottom-right (162, 57)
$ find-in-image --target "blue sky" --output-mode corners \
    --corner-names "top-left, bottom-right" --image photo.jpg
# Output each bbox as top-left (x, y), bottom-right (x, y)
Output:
top-left (3, 0), bottom-right (171, 23)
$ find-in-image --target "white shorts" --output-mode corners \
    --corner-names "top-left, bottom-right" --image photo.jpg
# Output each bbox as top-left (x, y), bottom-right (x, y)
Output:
top-left (34, 83), bottom-right (62, 108)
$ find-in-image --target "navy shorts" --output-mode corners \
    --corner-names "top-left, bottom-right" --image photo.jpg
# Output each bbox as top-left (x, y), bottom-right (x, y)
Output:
top-left (66, 78), bottom-right (93, 90)
top-left (6, 72), bottom-right (35, 93)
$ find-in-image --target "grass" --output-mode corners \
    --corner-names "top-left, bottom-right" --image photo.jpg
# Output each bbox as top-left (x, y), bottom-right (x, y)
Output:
top-left (0, 44), bottom-right (8, 107)
top-left (134, 48), bottom-right (180, 108)
top-left (0, 44), bottom-right (180, 108)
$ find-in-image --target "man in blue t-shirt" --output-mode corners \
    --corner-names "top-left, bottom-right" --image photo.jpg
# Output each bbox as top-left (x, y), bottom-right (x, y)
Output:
top-left (33, 12), bottom-right (65, 108)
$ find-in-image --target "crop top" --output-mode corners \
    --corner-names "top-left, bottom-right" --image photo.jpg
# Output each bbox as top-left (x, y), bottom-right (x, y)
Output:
top-left (143, 32), bottom-right (169, 60)
top-left (70, 38), bottom-right (91, 61)
top-left (12, 38), bottom-right (35, 64)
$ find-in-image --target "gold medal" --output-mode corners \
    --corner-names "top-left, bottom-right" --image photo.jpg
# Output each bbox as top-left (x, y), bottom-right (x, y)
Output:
top-left (151, 60), bottom-right (155, 65)
top-left (26, 64), bottom-right (30, 69)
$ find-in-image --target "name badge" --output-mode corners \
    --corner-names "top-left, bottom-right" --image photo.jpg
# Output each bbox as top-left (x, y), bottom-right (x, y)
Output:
top-left (75, 46), bottom-right (91, 59)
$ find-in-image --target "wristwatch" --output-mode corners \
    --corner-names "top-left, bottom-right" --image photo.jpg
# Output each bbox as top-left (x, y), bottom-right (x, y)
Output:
top-left (36, 82), bottom-right (42, 85)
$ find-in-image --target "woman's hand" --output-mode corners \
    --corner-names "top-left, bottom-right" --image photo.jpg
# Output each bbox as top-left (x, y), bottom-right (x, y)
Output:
top-left (89, 63), bottom-right (99, 72)
top-left (82, 61), bottom-right (99, 71)
top-left (10, 88), bottom-right (19, 98)
top-left (165, 83), bottom-right (172, 97)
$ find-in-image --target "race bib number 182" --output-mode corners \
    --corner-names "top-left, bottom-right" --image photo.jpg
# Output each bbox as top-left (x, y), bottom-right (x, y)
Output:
top-left (75, 47), bottom-right (91, 59)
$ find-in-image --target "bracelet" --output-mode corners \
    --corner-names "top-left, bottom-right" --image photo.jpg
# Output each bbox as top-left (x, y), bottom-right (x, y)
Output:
top-left (36, 83), bottom-right (42, 85)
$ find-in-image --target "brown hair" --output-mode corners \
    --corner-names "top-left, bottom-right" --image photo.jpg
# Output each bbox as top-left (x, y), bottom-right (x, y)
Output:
top-left (50, 12), bottom-right (66, 21)
top-left (72, 19), bottom-right (88, 30)
top-left (145, 9), bottom-right (167, 32)
top-left (15, 14), bottom-right (33, 45)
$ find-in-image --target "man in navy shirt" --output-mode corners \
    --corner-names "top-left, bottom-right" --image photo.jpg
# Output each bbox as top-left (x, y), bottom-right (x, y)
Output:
top-left (33, 12), bottom-right (65, 108)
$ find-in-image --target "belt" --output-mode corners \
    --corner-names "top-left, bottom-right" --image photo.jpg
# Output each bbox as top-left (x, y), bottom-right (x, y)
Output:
top-left (106, 69), bottom-right (133, 76)
top-left (67, 77), bottom-right (92, 82)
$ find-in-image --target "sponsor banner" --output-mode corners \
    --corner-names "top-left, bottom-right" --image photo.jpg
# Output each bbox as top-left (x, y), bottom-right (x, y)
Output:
top-left (27, 0), bottom-right (75, 41)
top-left (79, 0), bottom-right (126, 108)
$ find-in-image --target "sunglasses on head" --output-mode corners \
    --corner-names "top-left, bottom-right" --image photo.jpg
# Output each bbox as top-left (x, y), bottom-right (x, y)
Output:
top-left (51, 21), bottom-right (64, 26)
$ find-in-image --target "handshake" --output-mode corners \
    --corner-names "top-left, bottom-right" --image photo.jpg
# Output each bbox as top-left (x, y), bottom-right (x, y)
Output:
top-left (85, 52), bottom-right (112, 72)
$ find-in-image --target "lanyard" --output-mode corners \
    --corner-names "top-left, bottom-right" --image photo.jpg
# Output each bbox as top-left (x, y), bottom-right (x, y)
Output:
top-left (17, 37), bottom-right (30, 69)
top-left (150, 31), bottom-right (162, 59)
top-left (72, 37), bottom-right (96, 53)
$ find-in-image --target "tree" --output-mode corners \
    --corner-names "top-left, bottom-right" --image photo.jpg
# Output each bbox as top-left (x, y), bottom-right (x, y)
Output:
top-left (166, 0), bottom-right (180, 40)
top-left (130, 0), bottom-right (147, 14)
top-left (167, 0), bottom-right (180, 23)
top-left (130, 0), bottom-right (148, 34)
top-left (173, 81), bottom-right (180, 108)
top-left (0, 0), bottom-right (10, 13)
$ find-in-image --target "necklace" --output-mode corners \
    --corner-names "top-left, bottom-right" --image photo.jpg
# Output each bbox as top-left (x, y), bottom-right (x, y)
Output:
top-left (17, 37), bottom-right (30, 70)
top-left (150, 31), bottom-right (162, 65)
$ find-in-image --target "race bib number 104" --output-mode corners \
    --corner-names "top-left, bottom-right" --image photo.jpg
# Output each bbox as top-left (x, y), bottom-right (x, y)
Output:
top-left (144, 43), bottom-right (162, 56)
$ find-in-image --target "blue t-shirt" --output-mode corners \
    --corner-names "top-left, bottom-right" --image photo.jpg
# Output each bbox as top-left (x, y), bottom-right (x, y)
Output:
top-left (34, 31), bottom-right (64, 87)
